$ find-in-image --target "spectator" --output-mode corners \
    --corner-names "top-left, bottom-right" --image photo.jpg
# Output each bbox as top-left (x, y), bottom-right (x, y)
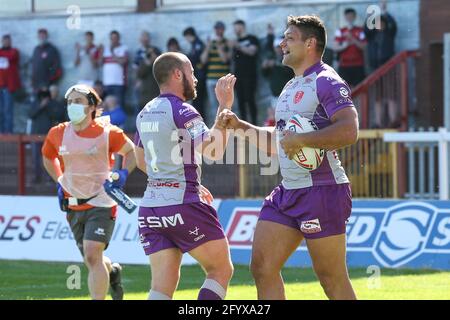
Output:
top-left (365, 0), bottom-right (397, 71)
top-left (261, 30), bottom-right (294, 111)
top-left (136, 45), bottom-right (160, 110)
top-left (133, 31), bottom-right (159, 68)
top-left (74, 31), bottom-right (100, 87)
top-left (31, 28), bottom-right (62, 93)
top-left (167, 37), bottom-right (181, 52)
top-left (0, 34), bottom-right (21, 133)
top-left (365, 0), bottom-right (398, 128)
top-left (334, 8), bottom-right (367, 87)
top-left (29, 86), bottom-right (65, 183)
top-left (99, 30), bottom-right (128, 109)
top-left (232, 19), bottom-right (260, 124)
top-left (201, 21), bottom-right (232, 125)
top-left (101, 95), bottom-right (127, 129)
top-left (48, 84), bottom-right (68, 124)
top-left (93, 80), bottom-right (106, 101)
top-left (133, 31), bottom-right (161, 114)
top-left (183, 26), bottom-right (207, 118)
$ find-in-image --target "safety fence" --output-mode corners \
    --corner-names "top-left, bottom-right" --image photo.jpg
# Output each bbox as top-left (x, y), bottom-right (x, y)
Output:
top-left (3, 129), bottom-right (444, 199)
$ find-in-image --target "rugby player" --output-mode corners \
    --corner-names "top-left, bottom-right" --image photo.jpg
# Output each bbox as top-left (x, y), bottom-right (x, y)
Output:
top-left (219, 15), bottom-right (359, 300)
top-left (135, 52), bottom-right (236, 300)
top-left (42, 84), bottom-right (136, 300)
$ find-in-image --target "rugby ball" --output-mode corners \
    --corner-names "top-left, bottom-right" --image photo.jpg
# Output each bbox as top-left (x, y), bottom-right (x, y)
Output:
top-left (286, 115), bottom-right (325, 171)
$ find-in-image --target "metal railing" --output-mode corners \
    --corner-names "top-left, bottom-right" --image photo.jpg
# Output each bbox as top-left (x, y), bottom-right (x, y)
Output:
top-left (337, 129), bottom-right (400, 198)
top-left (352, 50), bottom-right (418, 129)
top-left (385, 128), bottom-right (450, 200)
top-left (1, 129), bottom-right (427, 200)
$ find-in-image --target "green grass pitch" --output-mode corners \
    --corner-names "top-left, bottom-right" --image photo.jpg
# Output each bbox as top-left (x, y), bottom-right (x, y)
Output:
top-left (0, 260), bottom-right (449, 300)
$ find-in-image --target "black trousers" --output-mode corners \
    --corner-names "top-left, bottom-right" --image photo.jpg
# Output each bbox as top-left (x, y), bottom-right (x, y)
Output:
top-left (236, 76), bottom-right (258, 124)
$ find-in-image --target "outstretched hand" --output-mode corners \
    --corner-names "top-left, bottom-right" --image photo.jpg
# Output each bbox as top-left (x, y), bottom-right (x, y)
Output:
top-left (215, 73), bottom-right (237, 110)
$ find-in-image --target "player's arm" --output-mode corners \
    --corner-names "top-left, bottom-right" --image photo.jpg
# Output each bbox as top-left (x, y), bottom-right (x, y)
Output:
top-left (43, 156), bottom-right (62, 182)
top-left (197, 74), bottom-right (236, 161)
top-left (41, 128), bottom-right (63, 182)
top-left (135, 145), bottom-right (146, 174)
top-left (218, 110), bottom-right (277, 155)
top-left (280, 75), bottom-right (359, 159)
top-left (117, 135), bottom-right (136, 173)
top-left (280, 107), bottom-right (359, 159)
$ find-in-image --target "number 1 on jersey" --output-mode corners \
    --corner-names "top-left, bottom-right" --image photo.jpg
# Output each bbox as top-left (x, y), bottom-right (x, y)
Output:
top-left (146, 140), bottom-right (159, 173)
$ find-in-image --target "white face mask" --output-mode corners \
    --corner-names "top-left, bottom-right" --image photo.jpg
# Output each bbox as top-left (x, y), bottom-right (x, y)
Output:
top-left (67, 103), bottom-right (87, 124)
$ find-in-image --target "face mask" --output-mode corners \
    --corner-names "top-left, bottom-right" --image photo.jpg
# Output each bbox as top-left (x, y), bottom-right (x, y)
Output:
top-left (67, 103), bottom-right (87, 124)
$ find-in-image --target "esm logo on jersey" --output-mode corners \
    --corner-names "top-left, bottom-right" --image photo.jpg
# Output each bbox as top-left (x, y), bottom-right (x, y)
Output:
top-left (138, 213), bottom-right (184, 228)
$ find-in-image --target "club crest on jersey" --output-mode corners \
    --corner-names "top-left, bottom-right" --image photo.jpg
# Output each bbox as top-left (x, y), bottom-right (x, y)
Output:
top-left (294, 91), bottom-right (304, 104)
top-left (300, 219), bottom-right (322, 234)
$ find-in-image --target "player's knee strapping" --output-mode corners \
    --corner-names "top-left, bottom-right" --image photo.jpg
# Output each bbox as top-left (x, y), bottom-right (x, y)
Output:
top-left (147, 290), bottom-right (171, 300)
top-left (198, 279), bottom-right (226, 300)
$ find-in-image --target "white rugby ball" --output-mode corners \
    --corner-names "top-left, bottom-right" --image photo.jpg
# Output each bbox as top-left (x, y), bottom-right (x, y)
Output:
top-left (286, 115), bottom-right (325, 171)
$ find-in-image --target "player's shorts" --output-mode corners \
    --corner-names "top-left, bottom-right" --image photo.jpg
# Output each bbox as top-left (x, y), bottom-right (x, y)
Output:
top-left (138, 202), bottom-right (226, 255)
top-left (67, 206), bottom-right (116, 256)
top-left (259, 183), bottom-right (352, 239)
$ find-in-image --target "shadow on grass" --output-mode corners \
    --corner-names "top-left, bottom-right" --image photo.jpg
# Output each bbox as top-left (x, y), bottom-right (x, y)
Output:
top-left (0, 260), bottom-right (447, 300)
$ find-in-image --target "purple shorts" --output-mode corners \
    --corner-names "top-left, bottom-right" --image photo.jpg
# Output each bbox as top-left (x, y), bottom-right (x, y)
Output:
top-left (259, 183), bottom-right (352, 239)
top-left (138, 202), bottom-right (226, 255)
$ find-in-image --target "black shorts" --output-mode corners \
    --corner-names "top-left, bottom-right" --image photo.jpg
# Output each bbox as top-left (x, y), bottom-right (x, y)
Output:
top-left (67, 207), bottom-right (116, 256)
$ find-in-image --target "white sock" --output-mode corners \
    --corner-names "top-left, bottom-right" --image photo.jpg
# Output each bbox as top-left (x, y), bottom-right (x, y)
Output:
top-left (148, 290), bottom-right (171, 300)
top-left (201, 279), bottom-right (227, 300)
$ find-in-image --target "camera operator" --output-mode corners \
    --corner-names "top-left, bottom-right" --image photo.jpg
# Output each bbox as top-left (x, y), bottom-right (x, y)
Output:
top-left (29, 86), bottom-right (66, 183)
top-left (136, 45), bottom-right (161, 112)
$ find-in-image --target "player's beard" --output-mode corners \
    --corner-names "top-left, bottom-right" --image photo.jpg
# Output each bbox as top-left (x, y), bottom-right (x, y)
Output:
top-left (182, 73), bottom-right (197, 101)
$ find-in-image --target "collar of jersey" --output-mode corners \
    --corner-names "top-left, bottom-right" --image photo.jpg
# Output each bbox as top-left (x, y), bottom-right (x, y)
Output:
top-left (301, 60), bottom-right (324, 78)
top-left (159, 93), bottom-right (183, 101)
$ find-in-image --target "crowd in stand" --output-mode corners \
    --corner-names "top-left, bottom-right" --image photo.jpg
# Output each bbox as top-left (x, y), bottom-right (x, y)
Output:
top-left (0, 3), bottom-right (398, 141)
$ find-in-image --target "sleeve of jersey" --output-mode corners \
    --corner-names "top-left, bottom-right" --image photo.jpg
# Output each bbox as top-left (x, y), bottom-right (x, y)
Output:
top-left (317, 75), bottom-right (354, 119)
top-left (41, 127), bottom-right (59, 160)
top-left (109, 126), bottom-right (127, 153)
top-left (173, 103), bottom-right (210, 147)
top-left (134, 131), bottom-right (143, 148)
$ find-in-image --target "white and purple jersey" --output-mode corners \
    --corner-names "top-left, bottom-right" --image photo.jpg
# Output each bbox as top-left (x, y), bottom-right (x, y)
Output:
top-left (135, 93), bottom-right (209, 207)
top-left (276, 61), bottom-right (353, 189)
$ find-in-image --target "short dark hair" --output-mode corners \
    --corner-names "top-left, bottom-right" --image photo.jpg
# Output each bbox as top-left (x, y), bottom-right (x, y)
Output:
top-left (233, 19), bottom-right (245, 26)
top-left (344, 8), bottom-right (357, 16)
top-left (287, 15), bottom-right (327, 55)
top-left (153, 52), bottom-right (186, 86)
top-left (183, 27), bottom-right (196, 37)
top-left (85, 31), bottom-right (94, 37)
top-left (38, 28), bottom-right (48, 35)
top-left (2, 34), bottom-right (11, 40)
top-left (110, 30), bottom-right (120, 37)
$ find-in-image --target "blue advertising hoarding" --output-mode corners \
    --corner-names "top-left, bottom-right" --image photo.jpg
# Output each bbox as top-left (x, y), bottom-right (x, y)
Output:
top-left (217, 200), bottom-right (450, 269)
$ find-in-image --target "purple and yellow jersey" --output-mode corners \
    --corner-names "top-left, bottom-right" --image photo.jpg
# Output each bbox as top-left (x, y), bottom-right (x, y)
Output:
top-left (135, 93), bottom-right (209, 207)
top-left (275, 61), bottom-right (354, 189)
